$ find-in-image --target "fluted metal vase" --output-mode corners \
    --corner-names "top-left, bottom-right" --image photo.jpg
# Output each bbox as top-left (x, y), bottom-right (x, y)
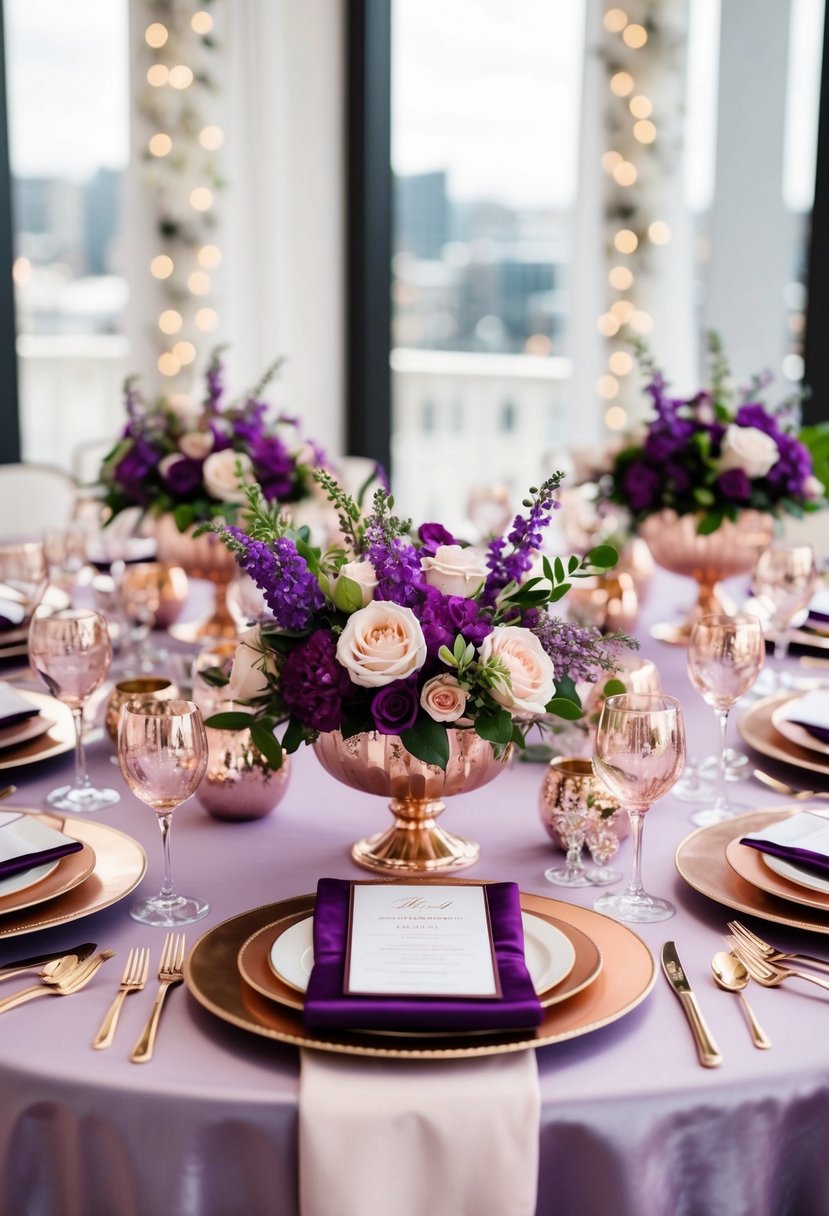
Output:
top-left (153, 515), bottom-right (238, 642)
top-left (639, 508), bottom-right (774, 645)
top-left (312, 729), bottom-right (511, 874)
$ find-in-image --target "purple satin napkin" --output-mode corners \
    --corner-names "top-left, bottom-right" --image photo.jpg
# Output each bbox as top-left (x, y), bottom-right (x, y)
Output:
top-left (303, 878), bottom-right (543, 1032)
top-left (0, 685), bottom-right (39, 728)
top-left (740, 836), bottom-right (829, 878)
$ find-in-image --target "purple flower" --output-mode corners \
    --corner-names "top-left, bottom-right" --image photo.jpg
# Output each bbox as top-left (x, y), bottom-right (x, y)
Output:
top-left (529, 613), bottom-right (615, 683)
top-left (281, 630), bottom-right (350, 732)
top-left (366, 532), bottom-right (425, 608)
top-left (419, 587), bottom-right (492, 657)
top-left (716, 467), bottom-right (751, 502)
top-left (418, 522), bottom-right (456, 556)
top-left (161, 456), bottom-right (204, 497)
top-left (371, 680), bottom-right (420, 734)
top-left (643, 417), bottom-right (694, 463)
top-left (764, 432), bottom-right (812, 497)
top-left (227, 530), bottom-right (324, 630)
top-left (251, 434), bottom-right (297, 501)
top-left (623, 461), bottom-right (662, 514)
top-left (484, 480), bottom-right (560, 601)
top-left (232, 401), bottom-right (268, 447)
top-left (735, 403), bottom-right (780, 439)
top-left (204, 353), bottom-right (225, 415)
top-left (114, 438), bottom-right (159, 504)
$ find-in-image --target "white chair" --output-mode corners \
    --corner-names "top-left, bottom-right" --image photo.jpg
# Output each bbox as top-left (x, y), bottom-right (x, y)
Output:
top-left (0, 463), bottom-right (79, 537)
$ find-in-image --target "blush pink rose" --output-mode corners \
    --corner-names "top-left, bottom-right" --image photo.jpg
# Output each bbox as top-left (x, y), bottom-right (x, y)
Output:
top-left (336, 602), bottom-right (427, 688)
top-left (477, 625), bottom-right (555, 720)
top-left (420, 673), bottom-right (470, 723)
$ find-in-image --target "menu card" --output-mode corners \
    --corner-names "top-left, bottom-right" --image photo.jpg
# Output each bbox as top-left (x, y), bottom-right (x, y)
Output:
top-left (346, 883), bottom-right (500, 998)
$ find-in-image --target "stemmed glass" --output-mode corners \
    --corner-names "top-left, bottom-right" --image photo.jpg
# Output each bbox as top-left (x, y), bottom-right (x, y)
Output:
top-left (28, 608), bottom-right (120, 812)
top-left (592, 693), bottom-right (686, 922)
top-left (753, 544), bottom-right (818, 689)
top-left (121, 563), bottom-right (166, 673)
top-left (118, 700), bottom-right (209, 926)
top-left (686, 613), bottom-right (765, 827)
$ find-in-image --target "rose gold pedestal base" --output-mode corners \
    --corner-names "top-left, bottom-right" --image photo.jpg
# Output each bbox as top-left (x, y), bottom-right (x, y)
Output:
top-left (168, 582), bottom-right (237, 643)
top-left (350, 798), bottom-right (480, 874)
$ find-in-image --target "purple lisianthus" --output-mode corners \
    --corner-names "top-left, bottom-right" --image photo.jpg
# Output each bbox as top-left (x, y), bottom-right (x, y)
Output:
top-left (735, 403), bottom-right (779, 439)
top-left (716, 467), bottom-right (751, 502)
top-left (418, 522), bottom-right (456, 556)
top-left (664, 460), bottom-right (693, 495)
top-left (623, 461), bottom-right (662, 514)
top-left (764, 432), bottom-right (812, 496)
top-left (232, 401), bottom-right (268, 447)
top-left (643, 418), bottom-right (694, 463)
top-left (281, 630), bottom-right (350, 732)
top-left (251, 434), bottom-right (297, 501)
top-left (114, 438), bottom-right (159, 503)
top-left (419, 587), bottom-right (492, 656)
top-left (370, 680), bottom-right (419, 735)
top-left (161, 456), bottom-right (204, 497)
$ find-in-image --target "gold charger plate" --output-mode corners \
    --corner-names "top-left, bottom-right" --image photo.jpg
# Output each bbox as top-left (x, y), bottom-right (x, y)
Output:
top-left (0, 811), bottom-right (146, 938)
top-left (724, 834), bottom-right (829, 912)
top-left (0, 836), bottom-right (96, 916)
top-left (185, 892), bottom-right (655, 1060)
top-left (0, 691), bottom-right (74, 771)
top-left (737, 693), bottom-right (829, 779)
top-left (770, 699), bottom-right (829, 758)
top-left (676, 807), bottom-right (829, 933)
top-left (236, 898), bottom-right (603, 1014)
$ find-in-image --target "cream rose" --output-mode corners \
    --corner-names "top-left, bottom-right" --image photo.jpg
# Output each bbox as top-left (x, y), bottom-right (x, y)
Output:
top-left (804, 475), bottom-right (824, 499)
top-left (420, 674), bottom-right (470, 723)
top-left (226, 626), bottom-right (278, 701)
top-left (202, 449), bottom-right (255, 503)
top-left (179, 430), bottom-right (215, 460)
top-left (330, 560), bottom-right (378, 608)
top-left (718, 424), bottom-right (779, 480)
top-left (421, 545), bottom-right (488, 598)
top-left (477, 626), bottom-right (555, 720)
top-left (336, 602), bottom-right (427, 688)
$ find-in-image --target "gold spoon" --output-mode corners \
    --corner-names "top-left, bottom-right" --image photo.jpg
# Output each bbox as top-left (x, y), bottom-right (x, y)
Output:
top-left (711, 951), bottom-right (772, 1049)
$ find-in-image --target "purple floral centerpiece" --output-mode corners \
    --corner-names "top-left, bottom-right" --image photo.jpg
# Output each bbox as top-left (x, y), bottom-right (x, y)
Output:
top-left (100, 349), bottom-right (326, 532)
top-left (604, 338), bottom-right (826, 534)
top-left (203, 471), bottom-right (631, 772)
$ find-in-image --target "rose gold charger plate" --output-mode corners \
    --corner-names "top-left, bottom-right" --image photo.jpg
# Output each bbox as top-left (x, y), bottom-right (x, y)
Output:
top-left (0, 691), bottom-right (75, 771)
top-left (0, 811), bottom-right (147, 938)
top-left (185, 891), bottom-right (656, 1060)
top-left (737, 693), bottom-right (829, 779)
top-left (676, 806), bottom-right (829, 933)
top-left (0, 836), bottom-right (96, 916)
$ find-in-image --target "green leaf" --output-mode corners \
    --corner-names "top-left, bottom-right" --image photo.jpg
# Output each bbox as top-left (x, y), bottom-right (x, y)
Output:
top-left (399, 719), bottom-right (451, 769)
top-left (696, 510), bottom-right (723, 536)
top-left (204, 711), bottom-right (255, 731)
top-left (553, 556), bottom-right (565, 584)
top-left (173, 502), bottom-right (196, 533)
top-left (584, 544), bottom-right (618, 570)
top-left (554, 673), bottom-right (581, 707)
top-left (567, 555), bottom-right (580, 574)
top-left (602, 677), bottom-right (628, 697)
top-left (545, 697), bottom-right (584, 721)
top-left (333, 574), bottom-right (364, 614)
top-left (473, 710), bottom-right (514, 745)
top-left (250, 721), bottom-right (284, 769)
top-left (510, 723), bottom-right (527, 749)
top-left (281, 716), bottom-right (306, 754)
top-left (548, 583), bottom-right (572, 602)
top-left (542, 556), bottom-right (555, 583)
top-left (198, 665), bottom-right (229, 688)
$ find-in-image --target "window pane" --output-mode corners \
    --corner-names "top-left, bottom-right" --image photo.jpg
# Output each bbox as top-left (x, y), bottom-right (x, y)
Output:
top-left (390, 0), bottom-right (585, 530)
top-left (6, 0), bottom-right (129, 475)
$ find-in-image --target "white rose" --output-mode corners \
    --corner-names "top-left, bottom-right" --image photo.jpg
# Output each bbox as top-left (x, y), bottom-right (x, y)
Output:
top-left (202, 449), bottom-right (255, 503)
top-left (477, 625), bottom-right (555, 720)
top-left (226, 626), bottom-right (278, 700)
top-left (179, 430), bottom-right (215, 460)
top-left (718, 424), bottom-right (780, 480)
top-left (336, 601), bottom-right (427, 688)
top-left (420, 674), bottom-right (470, 723)
top-left (804, 475), bottom-right (824, 499)
top-left (330, 560), bottom-right (378, 608)
top-left (421, 545), bottom-right (489, 598)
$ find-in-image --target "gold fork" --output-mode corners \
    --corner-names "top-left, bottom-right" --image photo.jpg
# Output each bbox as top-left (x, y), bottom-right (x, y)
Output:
top-left (130, 933), bottom-right (186, 1064)
top-left (0, 951), bottom-right (115, 1014)
top-left (727, 935), bottom-right (829, 994)
top-left (92, 947), bottom-right (150, 1050)
top-left (727, 920), bottom-right (829, 974)
top-left (752, 769), bottom-right (829, 802)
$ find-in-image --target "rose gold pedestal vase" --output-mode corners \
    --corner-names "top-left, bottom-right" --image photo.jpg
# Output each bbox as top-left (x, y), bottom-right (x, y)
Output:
top-left (312, 729), bottom-right (511, 874)
top-left (639, 509), bottom-right (774, 645)
top-left (154, 516), bottom-right (238, 642)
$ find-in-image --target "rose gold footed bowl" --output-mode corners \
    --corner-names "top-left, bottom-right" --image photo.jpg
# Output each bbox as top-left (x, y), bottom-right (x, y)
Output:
top-left (154, 516), bottom-right (238, 642)
top-left (639, 508), bottom-right (774, 645)
top-left (312, 729), bottom-right (511, 874)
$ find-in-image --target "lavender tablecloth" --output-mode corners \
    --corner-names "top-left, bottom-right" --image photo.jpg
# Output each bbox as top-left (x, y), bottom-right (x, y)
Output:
top-left (1, 572), bottom-right (829, 1216)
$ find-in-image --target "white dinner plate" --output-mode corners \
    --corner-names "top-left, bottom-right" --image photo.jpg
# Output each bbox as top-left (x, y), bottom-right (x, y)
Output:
top-left (762, 851), bottom-right (829, 896)
top-left (268, 911), bottom-right (577, 996)
top-left (0, 859), bottom-right (59, 898)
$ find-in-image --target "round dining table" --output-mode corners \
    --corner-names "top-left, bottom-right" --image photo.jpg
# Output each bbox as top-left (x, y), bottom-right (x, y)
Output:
top-left (0, 571), bottom-right (827, 1216)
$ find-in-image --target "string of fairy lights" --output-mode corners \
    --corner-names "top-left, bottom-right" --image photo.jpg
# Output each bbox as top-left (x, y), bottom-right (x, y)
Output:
top-left (138, 0), bottom-right (223, 396)
top-left (596, 4), bottom-right (675, 434)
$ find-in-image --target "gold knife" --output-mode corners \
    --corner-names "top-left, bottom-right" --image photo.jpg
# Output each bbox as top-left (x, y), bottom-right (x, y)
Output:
top-left (661, 941), bottom-right (723, 1068)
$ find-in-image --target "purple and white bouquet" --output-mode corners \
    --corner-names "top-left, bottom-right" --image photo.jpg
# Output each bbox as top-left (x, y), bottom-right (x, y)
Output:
top-left (100, 349), bottom-right (327, 532)
top-left (203, 471), bottom-right (631, 770)
top-left (605, 338), bottom-right (826, 535)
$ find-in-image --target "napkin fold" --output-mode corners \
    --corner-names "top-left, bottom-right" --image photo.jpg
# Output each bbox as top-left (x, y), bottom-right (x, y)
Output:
top-left (0, 810), bottom-right (83, 881)
top-left (741, 810), bottom-right (829, 878)
top-left (303, 878), bottom-right (542, 1032)
top-left (0, 600), bottom-right (26, 633)
top-left (299, 1048), bottom-right (540, 1216)
top-left (0, 684), bottom-right (39, 728)
top-left (780, 689), bottom-right (829, 743)
top-left (808, 589), bottom-right (829, 624)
